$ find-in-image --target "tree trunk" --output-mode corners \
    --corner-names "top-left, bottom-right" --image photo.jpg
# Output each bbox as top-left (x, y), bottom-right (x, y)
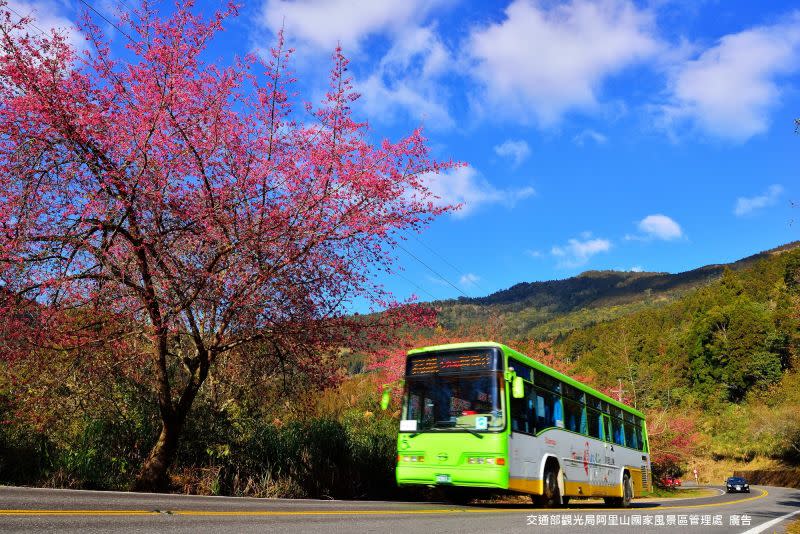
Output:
top-left (132, 413), bottom-right (184, 492)
top-left (131, 348), bottom-right (209, 492)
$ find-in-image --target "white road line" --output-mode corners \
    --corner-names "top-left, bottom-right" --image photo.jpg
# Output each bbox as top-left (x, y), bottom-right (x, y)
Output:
top-left (739, 509), bottom-right (800, 534)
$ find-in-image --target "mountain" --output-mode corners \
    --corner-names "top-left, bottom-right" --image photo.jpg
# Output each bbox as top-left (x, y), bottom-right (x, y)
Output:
top-left (434, 241), bottom-right (800, 339)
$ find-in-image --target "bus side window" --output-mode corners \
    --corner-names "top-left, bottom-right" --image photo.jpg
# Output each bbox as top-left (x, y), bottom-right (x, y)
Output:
top-left (564, 398), bottom-right (583, 433)
top-left (580, 406), bottom-right (588, 435)
top-left (535, 390), bottom-right (554, 430)
top-left (587, 408), bottom-right (602, 439)
top-left (603, 416), bottom-right (612, 442)
top-left (510, 382), bottom-right (533, 434)
top-left (553, 396), bottom-right (564, 428)
top-left (534, 389), bottom-right (568, 431)
top-left (634, 423), bottom-right (645, 451)
top-left (613, 418), bottom-right (625, 446)
top-left (535, 393), bottom-right (546, 429)
top-left (624, 422), bottom-right (637, 449)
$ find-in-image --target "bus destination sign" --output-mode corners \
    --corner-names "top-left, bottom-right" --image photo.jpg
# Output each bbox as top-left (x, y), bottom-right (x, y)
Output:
top-left (408, 350), bottom-right (494, 375)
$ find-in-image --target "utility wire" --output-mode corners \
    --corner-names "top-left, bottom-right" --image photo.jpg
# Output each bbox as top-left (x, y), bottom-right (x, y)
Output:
top-left (78, 0), bottom-right (134, 42)
top-left (6, 6), bottom-right (48, 36)
top-left (413, 234), bottom-right (488, 294)
top-left (115, 0), bottom-right (136, 13)
top-left (393, 270), bottom-right (438, 301)
top-left (395, 242), bottom-right (470, 299)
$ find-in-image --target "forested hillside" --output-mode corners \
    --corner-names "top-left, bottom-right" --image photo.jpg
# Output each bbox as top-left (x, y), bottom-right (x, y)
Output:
top-left (436, 241), bottom-right (800, 339)
top-left (551, 245), bottom-right (800, 472)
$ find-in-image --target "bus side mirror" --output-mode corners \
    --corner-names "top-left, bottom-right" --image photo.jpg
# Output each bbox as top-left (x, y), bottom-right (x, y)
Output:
top-left (380, 387), bottom-right (391, 411)
top-left (512, 376), bottom-right (524, 399)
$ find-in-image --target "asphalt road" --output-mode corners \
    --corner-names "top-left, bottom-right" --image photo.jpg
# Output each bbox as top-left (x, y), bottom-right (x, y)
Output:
top-left (1, 485), bottom-right (798, 533)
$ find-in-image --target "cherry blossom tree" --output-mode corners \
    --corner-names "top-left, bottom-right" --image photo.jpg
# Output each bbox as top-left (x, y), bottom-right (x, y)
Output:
top-left (0, 0), bottom-right (453, 490)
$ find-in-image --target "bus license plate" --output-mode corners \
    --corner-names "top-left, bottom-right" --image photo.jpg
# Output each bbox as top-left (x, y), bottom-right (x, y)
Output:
top-left (436, 474), bottom-right (451, 484)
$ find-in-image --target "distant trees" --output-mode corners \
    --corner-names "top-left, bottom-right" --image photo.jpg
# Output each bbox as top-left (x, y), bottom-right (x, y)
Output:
top-left (0, 1), bottom-right (452, 490)
top-left (560, 251), bottom-right (800, 409)
top-left (687, 297), bottom-right (785, 402)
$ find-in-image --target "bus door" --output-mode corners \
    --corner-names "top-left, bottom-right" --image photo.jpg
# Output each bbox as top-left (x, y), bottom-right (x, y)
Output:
top-left (509, 383), bottom-right (538, 493)
top-left (599, 414), bottom-right (618, 495)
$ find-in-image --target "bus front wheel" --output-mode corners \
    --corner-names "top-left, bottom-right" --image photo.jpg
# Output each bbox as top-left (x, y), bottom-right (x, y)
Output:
top-left (534, 466), bottom-right (561, 508)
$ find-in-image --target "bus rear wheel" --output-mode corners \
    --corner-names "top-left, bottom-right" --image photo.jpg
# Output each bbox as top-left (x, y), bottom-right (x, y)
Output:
top-left (534, 466), bottom-right (561, 508)
top-left (604, 472), bottom-right (633, 508)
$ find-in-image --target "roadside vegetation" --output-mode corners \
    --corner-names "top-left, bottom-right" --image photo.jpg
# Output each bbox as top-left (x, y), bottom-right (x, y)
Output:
top-left (2, 248), bottom-right (798, 496)
top-left (0, 0), bottom-right (797, 497)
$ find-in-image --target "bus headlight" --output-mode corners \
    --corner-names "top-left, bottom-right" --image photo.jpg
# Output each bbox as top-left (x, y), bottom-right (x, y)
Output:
top-left (466, 456), bottom-right (505, 465)
top-left (400, 455), bottom-right (425, 463)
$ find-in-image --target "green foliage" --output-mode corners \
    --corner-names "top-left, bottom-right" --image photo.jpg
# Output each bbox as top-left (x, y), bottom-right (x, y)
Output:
top-left (0, 422), bottom-right (51, 485)
top-left (687, 297), bottom-right (784, 401)
top-left (0, 374), bottom-right (159, 489)
top-left (180, 410), bottom-right (401, 499)
top-left (0, 394), bottom-right (402, 498)
top-left (3, 244), bottom-right (800, 496)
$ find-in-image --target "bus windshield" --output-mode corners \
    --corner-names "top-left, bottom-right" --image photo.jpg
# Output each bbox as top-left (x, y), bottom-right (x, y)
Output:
top-left (403, 372), bottom-right (505, 432)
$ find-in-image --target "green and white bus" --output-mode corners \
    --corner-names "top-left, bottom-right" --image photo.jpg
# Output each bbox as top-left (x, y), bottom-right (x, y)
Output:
top-left (393, 342), bottom-right (652, 506)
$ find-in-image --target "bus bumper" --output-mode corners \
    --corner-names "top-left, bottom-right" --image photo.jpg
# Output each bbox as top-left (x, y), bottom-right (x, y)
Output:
top-left (396, 465), bottom-right (509, 489)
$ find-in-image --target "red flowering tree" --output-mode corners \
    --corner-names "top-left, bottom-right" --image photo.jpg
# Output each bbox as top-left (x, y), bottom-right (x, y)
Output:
top-left (0, 1), bottom-right (453, 490)
top-left (646, 410), bottom-right (700, 483)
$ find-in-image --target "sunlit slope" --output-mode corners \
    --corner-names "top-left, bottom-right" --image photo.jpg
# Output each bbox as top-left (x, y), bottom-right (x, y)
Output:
top-left (434, 241), bottom-right (800, 339)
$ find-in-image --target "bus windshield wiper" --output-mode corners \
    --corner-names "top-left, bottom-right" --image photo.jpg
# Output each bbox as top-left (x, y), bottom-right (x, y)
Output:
top-left (455, 425), bottom-right (484, 439)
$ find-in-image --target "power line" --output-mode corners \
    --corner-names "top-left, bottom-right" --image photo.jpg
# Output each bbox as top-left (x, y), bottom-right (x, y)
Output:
top-left (115, 0), bottom-right (137, 13)
top-left (6, 6), bottom-right (48, 36)
top-left (78, 0), bottom-right (134, 42)
top-left (393, 270), bottom-right (437, 302)
top-left (413, 234), bottom-right (488, 294)
top-left (395, 241), bottom-right (470, 299)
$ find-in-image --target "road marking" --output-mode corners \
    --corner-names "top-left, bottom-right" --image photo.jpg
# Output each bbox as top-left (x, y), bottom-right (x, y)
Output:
top-left (0, 510), bottom-right (158, 516)
top-left (739, 508), bottom-right (800, 534)
top-left (645, 489), bottom-right (768, 511)
top-left (634, 487), bottom-right (724, 502)
top-left (0, 509), bottom-right (462, 517)
top-left (0, 488), bottom-right (769, 517)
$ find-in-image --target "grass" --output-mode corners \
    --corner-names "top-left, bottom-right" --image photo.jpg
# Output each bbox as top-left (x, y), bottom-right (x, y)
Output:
top-left (692, 456), bottom-right (783, 485)
top-left (786, 518), bottom-right (800, 534)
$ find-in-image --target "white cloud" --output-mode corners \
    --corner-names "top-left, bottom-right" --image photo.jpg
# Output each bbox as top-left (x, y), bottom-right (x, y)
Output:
top-left (258, 2), bottom-right (456, 128)
top-left (525, 249), bottom-right (543, 258)
top-left (7, 0), bottom-right (84, 50)
top-left (494, 139), bottom-right (531, 167)
top-left (551, 234), bottom-right (612, 268)
top-left (659, 14), bottom-right (800, 142)
top-left (420, 166), bottom-right (535, 218)
top-left (459, 273), bottom-right (480, 287)
top-left (357, 26), bottom-right (454, 128)
top-left (573, 129), bottom-right (609, 145)
top-left (628, 266), bottom-right (644, 272)
top-left (734, 184), bottom-right (784, 216)
top-left (468, 0), bottom-right (659, 126)
top-left (259, 0), bottom-right (442, 54)
top-left (637, 214), bottom-right (683, 240)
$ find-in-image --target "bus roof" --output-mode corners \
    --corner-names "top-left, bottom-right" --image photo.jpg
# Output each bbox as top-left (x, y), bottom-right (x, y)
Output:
top-left (407, 341), bottom-right (645, 419)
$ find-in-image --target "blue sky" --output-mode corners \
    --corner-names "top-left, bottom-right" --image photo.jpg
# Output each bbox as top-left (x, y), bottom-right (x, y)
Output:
top-left (11, 0), bottom-right (800, 307)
